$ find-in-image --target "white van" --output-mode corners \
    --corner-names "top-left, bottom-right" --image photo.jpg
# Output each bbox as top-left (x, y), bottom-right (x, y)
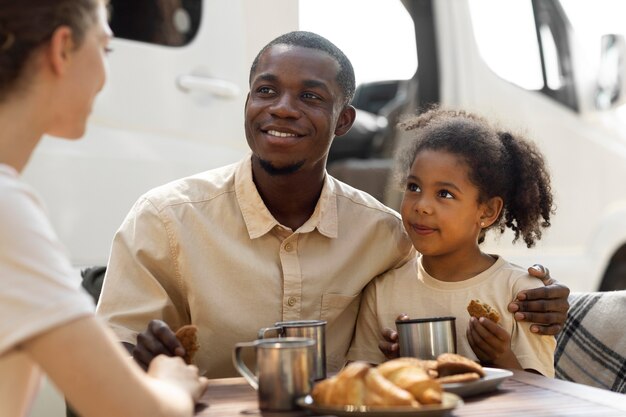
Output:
top-left (23, 0), bottom-right (626, 293)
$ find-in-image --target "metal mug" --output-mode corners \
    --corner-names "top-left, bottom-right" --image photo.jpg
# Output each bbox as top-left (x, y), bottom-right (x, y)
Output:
top-left (258, 319), bottom-right (327, 380)
top-left (396, 316), bottom-right (457, 359)
top-left (232, 337), bottom-right (315, 411)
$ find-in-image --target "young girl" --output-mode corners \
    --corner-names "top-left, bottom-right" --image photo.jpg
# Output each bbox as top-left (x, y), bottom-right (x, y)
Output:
top-left (347, 108), bottom-right (556, 376)
top-left (0, 1), bottom-right (207, 416)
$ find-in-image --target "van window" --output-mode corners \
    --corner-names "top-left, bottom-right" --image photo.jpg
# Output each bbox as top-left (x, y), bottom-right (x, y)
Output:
top-left (469, 0), bottom-right (543, 90)
top-left (560, 0), bottom-right (626, 119)
top-left (299, 0), bottom-right (417, 87)
top-left (108, 0), bottom-right (201, 46)
top-left (469, 0), bottom-right (577, 110)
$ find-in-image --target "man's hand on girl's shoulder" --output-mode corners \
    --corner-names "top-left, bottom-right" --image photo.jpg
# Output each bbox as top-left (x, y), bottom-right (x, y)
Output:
top-left (508, 264), bottom-right (570, 336)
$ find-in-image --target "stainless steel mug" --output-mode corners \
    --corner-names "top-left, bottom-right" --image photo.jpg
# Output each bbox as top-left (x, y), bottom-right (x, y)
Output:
top-left (258, 319), bottom-right (327, 380)
top-left (396, 316), bottom-right (457, 359)
top-left (232, 337), bottom-right (315, 411)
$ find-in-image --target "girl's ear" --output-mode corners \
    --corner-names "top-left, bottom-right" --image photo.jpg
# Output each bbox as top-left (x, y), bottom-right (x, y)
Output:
top-left (47, 26), bottom-right (75, 76)
top-left (480, 196), bottom-right (503, 228)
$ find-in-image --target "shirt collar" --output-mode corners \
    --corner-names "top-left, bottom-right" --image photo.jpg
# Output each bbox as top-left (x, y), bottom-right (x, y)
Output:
top-left (0, 163), bottom-right (19, 178)
top-left (235, 155), bottom-right (338, 239)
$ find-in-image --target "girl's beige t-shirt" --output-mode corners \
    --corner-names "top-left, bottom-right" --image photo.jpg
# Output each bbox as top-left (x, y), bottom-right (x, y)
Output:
top-left (0, 164), bottom-right (94, 417)
top-left (348, 254), bottom-right (556, 377)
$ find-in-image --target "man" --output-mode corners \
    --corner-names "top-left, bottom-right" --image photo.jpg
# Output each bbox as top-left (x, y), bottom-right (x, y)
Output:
top-left (96, 31), bottom-right (569, 378)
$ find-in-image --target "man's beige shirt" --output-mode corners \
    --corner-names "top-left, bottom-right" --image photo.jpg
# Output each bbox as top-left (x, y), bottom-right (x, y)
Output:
top-left (97, 156), bottom-right (414, 378)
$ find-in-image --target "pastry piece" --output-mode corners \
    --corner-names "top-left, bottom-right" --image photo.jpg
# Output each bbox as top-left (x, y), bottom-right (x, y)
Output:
top-left (324, 361), bottom-right (370, 406)
top-left (175, 324), bottom-right (200, 365)
top-left (467, 299), bottom-right (501, 323)
top-left (311, 376), bottom-right (341, 405)
top-left (436, 353), bottom-right (485, 377)
top-left (311, 361), bottom-right (418, 407)
top-left (436, 372), bottom-right (481, 384)
top-left (363, 367), bottom-right (418, 407)
top-left (377, 358), bottom-right (443, 404)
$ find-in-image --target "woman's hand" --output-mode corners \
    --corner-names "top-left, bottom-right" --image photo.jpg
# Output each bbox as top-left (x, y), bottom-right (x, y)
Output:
top-left (508, 264), bottom-right (570, 335)
top-left (148, 355), bottom-right (209, 403)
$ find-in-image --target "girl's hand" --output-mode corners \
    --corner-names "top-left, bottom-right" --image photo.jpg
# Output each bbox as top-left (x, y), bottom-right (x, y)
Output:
top-left (466, 317), bottom-right (522, 370)
top-left (378, 313), bottom-right (409, 359)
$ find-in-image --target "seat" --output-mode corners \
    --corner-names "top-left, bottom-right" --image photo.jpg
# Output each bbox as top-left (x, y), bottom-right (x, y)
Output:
top-left (554, 291), bottom-right (626, 393)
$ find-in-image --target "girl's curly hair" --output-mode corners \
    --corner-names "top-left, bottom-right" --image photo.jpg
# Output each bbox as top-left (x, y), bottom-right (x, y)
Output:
top-left (395, 107), bottom-right (555, 247)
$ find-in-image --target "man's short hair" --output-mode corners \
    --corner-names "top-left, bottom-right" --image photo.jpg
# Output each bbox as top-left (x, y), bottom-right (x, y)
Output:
top-left (250, 31), bottom-right (355, 106)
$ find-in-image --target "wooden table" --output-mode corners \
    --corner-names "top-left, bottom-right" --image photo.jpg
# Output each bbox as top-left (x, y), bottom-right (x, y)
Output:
top-left (196, 370), bottom-right (626, 417)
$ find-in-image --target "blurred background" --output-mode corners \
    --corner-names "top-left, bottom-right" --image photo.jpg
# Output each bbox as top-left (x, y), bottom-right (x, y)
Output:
top-left (24, 2), bottom-right (626, 413)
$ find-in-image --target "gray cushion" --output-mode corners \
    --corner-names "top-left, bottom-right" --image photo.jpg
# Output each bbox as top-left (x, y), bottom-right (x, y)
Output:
top-left (555, 291), bottom-right (626, 393)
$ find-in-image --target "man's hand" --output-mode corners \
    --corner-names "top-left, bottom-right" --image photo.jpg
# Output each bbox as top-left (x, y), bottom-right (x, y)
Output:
top-left (132, 320), bottom-right (185, 370)
top-left (508, 264), bottom-right (570, 335)
top-left (378, 313), bottom-right (409, 359)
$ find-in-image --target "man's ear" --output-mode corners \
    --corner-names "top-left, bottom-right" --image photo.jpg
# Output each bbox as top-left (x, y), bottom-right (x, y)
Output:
top-left (47, 26), bottom-right (75, 76)
top-left (334, 105), bottom-right (356, 137)
top-left (480, 196), bottom-right (504, 227)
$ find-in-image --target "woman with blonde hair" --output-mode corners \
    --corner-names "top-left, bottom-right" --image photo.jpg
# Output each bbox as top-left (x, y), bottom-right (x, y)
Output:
top-left (0, 1), bottom-right (208, 416)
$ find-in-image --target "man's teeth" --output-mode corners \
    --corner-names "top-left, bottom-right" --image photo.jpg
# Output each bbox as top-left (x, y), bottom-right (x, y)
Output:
top-left (267, 130), bottom-right (297, 138)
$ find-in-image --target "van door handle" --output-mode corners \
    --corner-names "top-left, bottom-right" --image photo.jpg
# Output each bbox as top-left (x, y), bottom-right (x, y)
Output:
top-left (176, 74), bottom-right (240, 99)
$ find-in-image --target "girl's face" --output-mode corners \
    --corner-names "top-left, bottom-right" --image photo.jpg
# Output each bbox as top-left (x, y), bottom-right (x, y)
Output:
top-left (400, 149), bottom-right (487, 257)
top-left (48, 3), bottom-right (112, 139)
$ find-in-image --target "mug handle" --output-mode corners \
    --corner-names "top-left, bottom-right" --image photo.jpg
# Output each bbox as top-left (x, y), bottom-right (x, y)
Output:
top-left (232, 341), bottom-right (259, 390)
top-left (257, 326), bottom-right (282, 339)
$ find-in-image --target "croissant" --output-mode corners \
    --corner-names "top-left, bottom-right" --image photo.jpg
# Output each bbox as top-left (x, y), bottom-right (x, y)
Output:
top-left (313, 361), bottom-right (369, 405)
top-left (363, 367), bottom-right (418, 406)
top-left (377, 359), bottom-right (443, 404)
top-left (311, 361), bottom-right (439, 407)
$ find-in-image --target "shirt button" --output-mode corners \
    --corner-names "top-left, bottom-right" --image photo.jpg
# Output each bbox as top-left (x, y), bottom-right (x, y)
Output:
top-left (285, 243), bottom-right (293, 252)
top-left (287, 297), bottom-right (297, 306)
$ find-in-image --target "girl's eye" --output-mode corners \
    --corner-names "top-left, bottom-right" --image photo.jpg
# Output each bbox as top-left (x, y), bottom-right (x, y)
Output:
top-left (438, 189), bottom-right (454, 199)
top-left (258, 86), bottom-right (276, 95)
top-left (406, 182), bottom-right (421, 192)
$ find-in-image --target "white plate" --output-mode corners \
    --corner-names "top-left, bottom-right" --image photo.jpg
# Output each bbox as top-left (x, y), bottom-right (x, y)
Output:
top-left (442, 367), bottom-right (512, 397)
top-left (296, 392), bottom-right (462, 417)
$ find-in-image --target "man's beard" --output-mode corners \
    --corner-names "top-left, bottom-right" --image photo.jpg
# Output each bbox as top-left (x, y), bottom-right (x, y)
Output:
top-left (258, 158), bottom-right (304, 176)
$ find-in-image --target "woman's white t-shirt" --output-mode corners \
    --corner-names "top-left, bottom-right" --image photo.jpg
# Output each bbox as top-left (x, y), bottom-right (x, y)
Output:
top-left (0, 163), bottom-right (94, 417)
